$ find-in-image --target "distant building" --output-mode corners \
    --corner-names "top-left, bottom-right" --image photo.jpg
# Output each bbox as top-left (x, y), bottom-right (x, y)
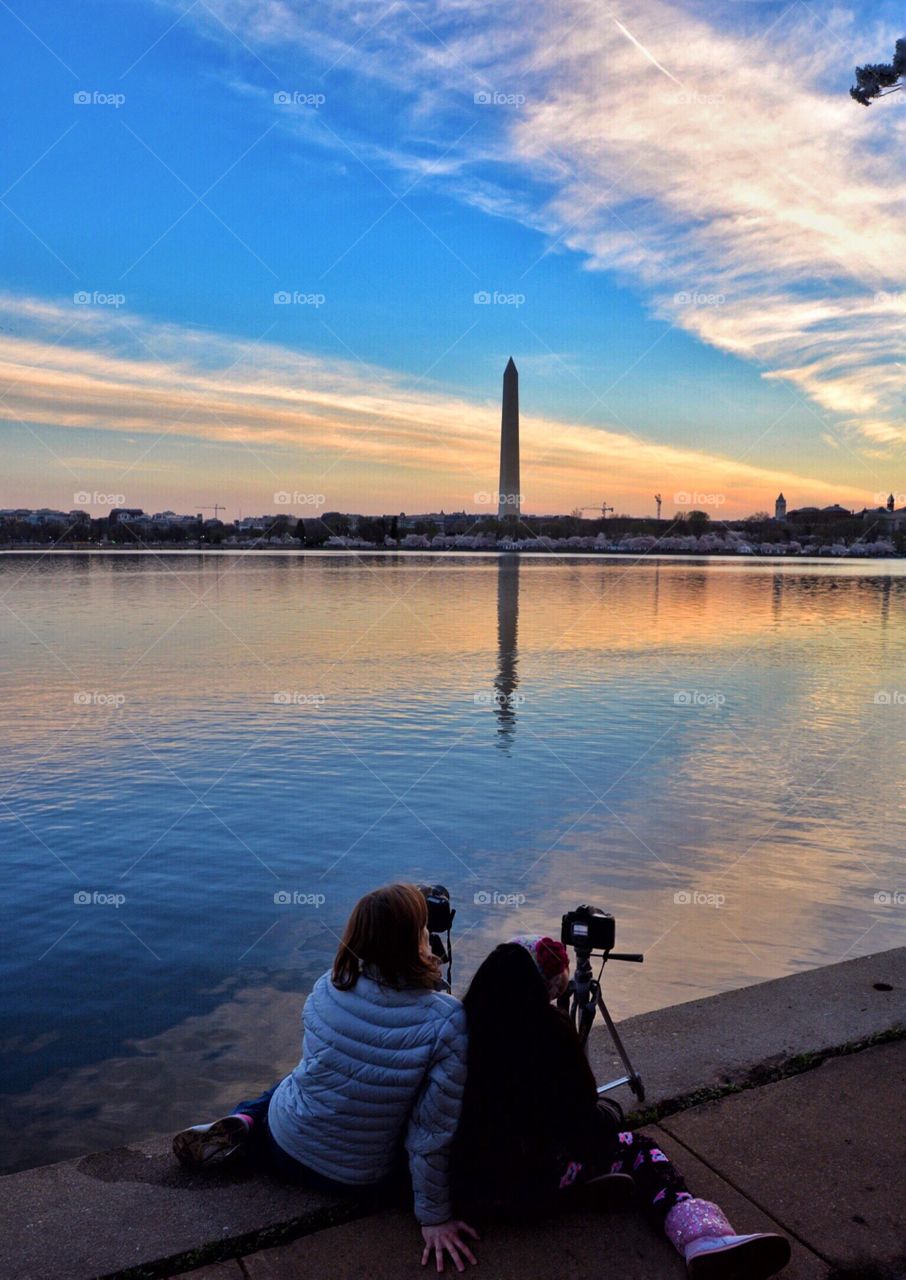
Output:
top-left (394, 511), bottom-right (469, 532)
top-left (774, 493), bottom-right (787, 521)
top-left (25, 508), bottom-right (69, 526)
top-left (235, 516), bottom-right (267, 532)
top-left (149, 511), bottom-right (197, 528)
top-left (108, 507), bottom-right (145, 526)
top-left (788, 504), bottom-right (853, 520)
top-left (861, 499), bottom-right (906, 532)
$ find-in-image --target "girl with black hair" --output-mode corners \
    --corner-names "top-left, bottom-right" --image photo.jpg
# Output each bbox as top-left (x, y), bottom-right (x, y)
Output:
top-left (452, 938), bottom-right (791, 1279)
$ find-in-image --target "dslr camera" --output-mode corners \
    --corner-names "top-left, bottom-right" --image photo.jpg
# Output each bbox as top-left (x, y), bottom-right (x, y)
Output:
top-left (559, 903), bottom-right (645, 1101)
top-left (560, 903), bottom-right (615, 953)
top-left (419, 884), bottom-right (454, 937)
top-left (419, 885), bottom-right (455, 988)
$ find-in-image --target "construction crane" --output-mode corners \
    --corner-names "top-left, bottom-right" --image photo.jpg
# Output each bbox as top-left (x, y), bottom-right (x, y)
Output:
top-left (198, 504), bottom-right (226, 520)
top-left (578, 502), bottom-right (614, 519)
top-left (655, 493), bottom-right (662, 521)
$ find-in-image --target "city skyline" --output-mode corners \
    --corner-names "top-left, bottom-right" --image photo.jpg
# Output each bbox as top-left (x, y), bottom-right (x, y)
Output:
top-left (2, 2), bottom-right (905, 519)
top-left (3, 486), bottom-right (901, 524)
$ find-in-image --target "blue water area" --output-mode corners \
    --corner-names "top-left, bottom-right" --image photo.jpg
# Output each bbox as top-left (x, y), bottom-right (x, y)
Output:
top-left (1, 551), bottom-right (904, 1170)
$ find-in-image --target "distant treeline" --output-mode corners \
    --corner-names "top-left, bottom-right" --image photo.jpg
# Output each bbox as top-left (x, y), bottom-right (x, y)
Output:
top-left (2, 509), bottom-right (903, 554)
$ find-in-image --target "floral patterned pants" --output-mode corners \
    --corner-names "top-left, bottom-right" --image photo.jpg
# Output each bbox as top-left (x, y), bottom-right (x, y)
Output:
top-left (560, 1129), bottom-right (693, 1226)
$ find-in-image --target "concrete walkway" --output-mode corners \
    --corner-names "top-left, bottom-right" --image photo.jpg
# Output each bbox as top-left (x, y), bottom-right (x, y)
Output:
top-left (4, 947), bottom-right (905, 1280)
top-left (176, 1038), bottom-right (906, 1280)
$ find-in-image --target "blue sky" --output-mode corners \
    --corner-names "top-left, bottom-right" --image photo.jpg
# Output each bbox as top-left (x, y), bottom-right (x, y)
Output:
top-left (1, 0), bottom-right (904, 516)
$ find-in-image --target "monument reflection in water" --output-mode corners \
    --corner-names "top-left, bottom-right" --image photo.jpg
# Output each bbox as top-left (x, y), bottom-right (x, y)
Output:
top-left (494, 555), bottom-right (520, 747)
top-left (2, 553), bottom-right (906, 1174)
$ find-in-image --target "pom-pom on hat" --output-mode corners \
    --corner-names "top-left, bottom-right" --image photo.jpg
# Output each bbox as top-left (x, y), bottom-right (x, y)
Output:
top-left (509, 934), bottom-right (569, 1000)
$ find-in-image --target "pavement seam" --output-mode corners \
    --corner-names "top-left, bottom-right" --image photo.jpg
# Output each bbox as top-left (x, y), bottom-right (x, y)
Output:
top-left (95, 1199), bottom-right (374, 1280)
top-left (653, 1122), bottom-right (835, 1269)
top-left (624, 1024), bottom-right (906, 1132)
top-left (95, 1032), bottom-right (905, 1279)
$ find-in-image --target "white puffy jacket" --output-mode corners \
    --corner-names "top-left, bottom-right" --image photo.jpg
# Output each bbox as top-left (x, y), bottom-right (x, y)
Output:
top-left (267, 972), bottom-right (467, 1224)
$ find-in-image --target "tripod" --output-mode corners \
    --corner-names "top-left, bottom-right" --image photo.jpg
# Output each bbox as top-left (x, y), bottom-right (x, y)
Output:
top-left (558, 945), bottom-right (645, 1102)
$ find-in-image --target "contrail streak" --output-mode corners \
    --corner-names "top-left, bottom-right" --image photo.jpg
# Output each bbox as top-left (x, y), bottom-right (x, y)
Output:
top-left (612, 17), bottom-right (685, 87)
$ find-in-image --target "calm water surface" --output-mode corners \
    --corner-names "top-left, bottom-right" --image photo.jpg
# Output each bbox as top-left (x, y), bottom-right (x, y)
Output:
top-left (1, 551), bottom-right (904, 1170)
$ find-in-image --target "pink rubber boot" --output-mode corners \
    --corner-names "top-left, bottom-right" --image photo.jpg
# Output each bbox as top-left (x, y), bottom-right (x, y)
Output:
top-left (664, 1198), bottom-right (791, 1278)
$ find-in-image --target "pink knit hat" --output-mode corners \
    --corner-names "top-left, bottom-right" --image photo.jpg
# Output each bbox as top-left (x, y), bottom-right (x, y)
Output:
top-left (509, 934), bottom-right (570, 1000)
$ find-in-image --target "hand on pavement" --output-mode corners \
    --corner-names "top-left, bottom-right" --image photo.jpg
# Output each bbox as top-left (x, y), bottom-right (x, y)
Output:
top-left (420, 1220), bottom-right (479, 1272)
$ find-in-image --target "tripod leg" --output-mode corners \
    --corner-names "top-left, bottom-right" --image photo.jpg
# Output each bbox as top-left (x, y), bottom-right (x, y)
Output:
top-left (577, 999), bottom-right (596, 1048)
top-left (595, 991), bottom-right (645, 1102)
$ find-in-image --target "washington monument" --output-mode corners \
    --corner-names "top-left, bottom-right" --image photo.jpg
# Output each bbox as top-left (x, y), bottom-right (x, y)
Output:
top-left (497, 357), bottom-right (520, 517)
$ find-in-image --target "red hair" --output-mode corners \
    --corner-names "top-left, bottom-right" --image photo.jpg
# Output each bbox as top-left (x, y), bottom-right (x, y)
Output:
top-left (332, 884), bottom-right (440, 991)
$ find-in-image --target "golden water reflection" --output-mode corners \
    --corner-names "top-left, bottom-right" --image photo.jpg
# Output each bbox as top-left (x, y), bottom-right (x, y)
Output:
top-left (2, 552), bottom-right (905, 1170)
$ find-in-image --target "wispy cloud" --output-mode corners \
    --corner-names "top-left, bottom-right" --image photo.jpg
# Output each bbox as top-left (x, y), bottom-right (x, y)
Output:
top-left (167, 0), bottom-right (906, 451)
top-left (0, 293), bottom-right (873, 513)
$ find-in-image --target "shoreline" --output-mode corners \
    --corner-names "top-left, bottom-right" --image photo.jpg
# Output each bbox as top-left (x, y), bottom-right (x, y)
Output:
top-left (4, 945), bottom-right (903, 1280)
top-left (2, 546), bottom-right (905, 565)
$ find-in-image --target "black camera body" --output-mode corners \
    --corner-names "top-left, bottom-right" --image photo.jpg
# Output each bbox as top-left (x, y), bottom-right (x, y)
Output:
top-left (561, 904), bottom-right (615, 952)
top-left (419, 884), bottom-right (454, 936)
top-left (558, 904), bottom-right (645, 1102)
top-left (419, 885), bottom-right (455, 989)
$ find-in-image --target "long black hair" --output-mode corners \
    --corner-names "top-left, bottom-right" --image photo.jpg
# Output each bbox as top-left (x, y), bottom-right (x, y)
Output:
top-left (463, 941), bottom-right (551, 1047)
top-left (453, 943), bottom-right (600, 1215)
